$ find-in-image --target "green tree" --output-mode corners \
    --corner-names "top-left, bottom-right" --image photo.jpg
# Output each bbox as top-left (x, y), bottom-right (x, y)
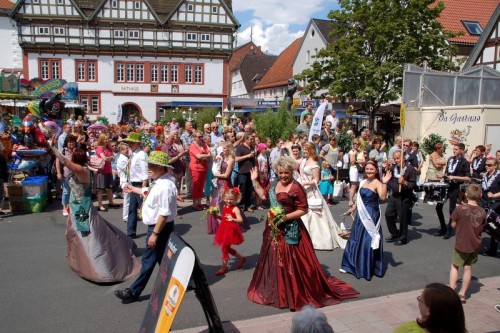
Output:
top-left (253, 104), bottom-right (297, 144)
top-left (296, 0), bottom-right (460, 128)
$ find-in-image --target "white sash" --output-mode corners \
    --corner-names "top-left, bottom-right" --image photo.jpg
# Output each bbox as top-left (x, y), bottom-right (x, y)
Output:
top-left (356, 180), bottom-right (381, 249)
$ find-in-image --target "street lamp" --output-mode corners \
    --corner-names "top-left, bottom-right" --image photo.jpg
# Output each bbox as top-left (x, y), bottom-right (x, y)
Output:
top-left (182, 110), bottom-right (187, 119)
top-left (215, 112), bottom-right (222, 125)
top-left (230, 113), bottom-right (238, 126)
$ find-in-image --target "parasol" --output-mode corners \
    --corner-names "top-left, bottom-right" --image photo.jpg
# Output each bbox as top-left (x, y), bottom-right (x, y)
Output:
top-left (88, 123), bottom-right (107, 131)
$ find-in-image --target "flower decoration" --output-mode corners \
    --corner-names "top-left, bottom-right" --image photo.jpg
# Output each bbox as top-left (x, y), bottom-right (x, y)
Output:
top-left (75, 206), bottom-right (89, 224)
top-left (267, 206), bottom-right (286, 246)
top-left (201, 206), bottom-right (219, 220)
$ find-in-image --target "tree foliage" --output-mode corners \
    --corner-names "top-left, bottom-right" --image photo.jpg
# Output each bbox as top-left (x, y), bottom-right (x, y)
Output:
top-left (296, 0), bottom-right (460, 115)
top-left (421, 132), bottom-right (448, 156)
top-left (253, 103), bottom-right (297, 144)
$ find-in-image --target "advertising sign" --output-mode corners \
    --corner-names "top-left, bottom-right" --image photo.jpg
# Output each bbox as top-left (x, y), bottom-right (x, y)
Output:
top-left (308, 101), bottom-right (327, 142)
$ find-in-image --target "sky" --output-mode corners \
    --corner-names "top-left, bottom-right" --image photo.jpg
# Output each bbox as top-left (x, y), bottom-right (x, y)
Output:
top-left (232, 0), bottom-right (341, 55)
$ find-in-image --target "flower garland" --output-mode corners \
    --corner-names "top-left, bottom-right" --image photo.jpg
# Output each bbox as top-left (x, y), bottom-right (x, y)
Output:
top-left (267, 206), bottom-right (286, 246)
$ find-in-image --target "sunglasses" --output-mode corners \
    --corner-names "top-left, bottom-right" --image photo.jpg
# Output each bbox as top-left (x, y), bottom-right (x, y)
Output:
top-left (486, 164), bottom-right (495, 167)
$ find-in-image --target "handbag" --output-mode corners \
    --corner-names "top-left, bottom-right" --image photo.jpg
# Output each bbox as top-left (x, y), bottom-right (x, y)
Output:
top-left (88, 155), bottom-right (105, 170)
top-left (307, 197), bottom-right (323, 210)
top-left (355, 163), bottom-right (364, 173)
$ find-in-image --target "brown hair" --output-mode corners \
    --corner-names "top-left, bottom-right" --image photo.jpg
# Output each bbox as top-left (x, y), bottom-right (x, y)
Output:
top-left (72, 147), bottom-right (88, 166)
top-left (303, 142), bottom-right (318, 161)
top-left (466, 184), bottom-right (481, 201)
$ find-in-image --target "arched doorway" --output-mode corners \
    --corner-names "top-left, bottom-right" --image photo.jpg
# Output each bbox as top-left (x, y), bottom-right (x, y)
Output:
top-left (121, 102), bottom-right (142, 123)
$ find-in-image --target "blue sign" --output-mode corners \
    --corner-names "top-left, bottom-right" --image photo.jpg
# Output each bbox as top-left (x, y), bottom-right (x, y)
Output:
top-left (257, 101), bottom-right (280, 106)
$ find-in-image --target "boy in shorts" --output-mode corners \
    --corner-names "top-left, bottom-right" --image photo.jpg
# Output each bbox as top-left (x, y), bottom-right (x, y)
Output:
top-left (449, 184), bottom-right (486, 303)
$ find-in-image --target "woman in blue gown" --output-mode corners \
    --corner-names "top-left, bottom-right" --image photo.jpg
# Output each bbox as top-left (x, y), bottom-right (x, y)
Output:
top-left (340, 161), bottom-right (392, 280)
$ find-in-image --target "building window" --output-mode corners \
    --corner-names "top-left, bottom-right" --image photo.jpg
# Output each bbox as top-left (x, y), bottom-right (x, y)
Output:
top-left (194, 65), bottom-right (203, 84)
top-left (39, 59), bottom-right (61, 80)
top-left (57, 0), bottom-right (63, 4)
top-left (187, 4), bottom-right (194, 11)
top-left (170, 65), bottom-right (178, 83)
top-left (151, 64), bottom-right (158, 82)
top-left (114, 30), bottom-right (124, 38)
top-left (462, 21), bottom-right (483, 35)
top-left (116, 63), bottom-right (124, 82)
top-left (187, 33), bottom-right (197, 41)
top-left (201, 34), bottom-right (210, 42)
top-left (126, 64), bottom-right (134, 82)
top-left (111, 0), bottom-right (117, 8)
top-left (54, 27), bottom-right (65, 36)
top-left (80, 94), bottom-right (100, 114)
top-left (76, 60), bottom-right (97, 82)
top-left (38, 27), bottom-right (49, 35)
top-left (129, 30), bottom-right (140, 39)
top-left (306, 50), bottom-right (310, 63)
top-left (211, 6), bottom-right (218, 14)
top-left (185, 65), bottom-right (192, 83)
top-left (33, 0), bottom-right (39, 3)
top-left (160, 64), bottom-right (168, 82)
top-left (134, 1), bottom-right (140, 9)
top-left (136, 64), bottom-right (144, 82)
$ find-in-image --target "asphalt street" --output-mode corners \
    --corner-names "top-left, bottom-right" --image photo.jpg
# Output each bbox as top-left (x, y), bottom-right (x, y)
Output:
top-left (0, 196), bottom-right (499, 333)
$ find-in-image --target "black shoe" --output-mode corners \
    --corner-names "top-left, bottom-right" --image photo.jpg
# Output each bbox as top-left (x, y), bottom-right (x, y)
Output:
top-left (128, 234), bottom-right (137, 239)
top-left (433, 231), bottom-right (446, 237)
top-left (442, 232), bottom-right (451, 240)
top-left (114, 288), bottom-right (138, 302)
top-left (385, 236), bottom-right (398, 243)
top-left (394, 240), bottom-right (407, 246)
top-left (483, 251), bottom-right (497, 257)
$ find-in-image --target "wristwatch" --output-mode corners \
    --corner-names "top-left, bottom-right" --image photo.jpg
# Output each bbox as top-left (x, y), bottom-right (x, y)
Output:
top-left (152, 231), bottom-right (159, 236)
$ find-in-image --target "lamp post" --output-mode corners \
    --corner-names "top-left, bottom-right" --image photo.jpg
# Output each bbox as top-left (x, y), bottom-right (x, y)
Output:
top-left (230, 113), bottom-right (238, 126)
top-left (215, 112), bottom-right (222, 125)
top-left (222, 107), bottom-right (229, 126)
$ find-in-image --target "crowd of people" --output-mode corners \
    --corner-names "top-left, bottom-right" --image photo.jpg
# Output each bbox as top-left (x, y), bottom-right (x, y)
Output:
top-left (21, 106), bottom-right (498, 331)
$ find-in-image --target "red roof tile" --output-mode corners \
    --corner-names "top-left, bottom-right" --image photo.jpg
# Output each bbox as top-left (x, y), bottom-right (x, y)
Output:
top-left (0, 0), bottom-right (14, 10)
top-left (229, 41), bottom-right (263, 72)
top-left (436, 0), bottom-right (498, 45)
top-left (253, 38), bottom-right (302, 90)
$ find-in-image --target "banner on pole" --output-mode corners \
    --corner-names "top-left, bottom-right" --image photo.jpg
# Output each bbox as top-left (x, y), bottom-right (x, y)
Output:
top-left (308, 101), bottom-right (328, 142)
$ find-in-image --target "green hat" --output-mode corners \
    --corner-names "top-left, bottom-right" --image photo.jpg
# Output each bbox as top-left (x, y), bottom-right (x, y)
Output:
top-left (147, 151), bottom-right (173, 168)
top-left (123, 132), bottom-right (142, 143)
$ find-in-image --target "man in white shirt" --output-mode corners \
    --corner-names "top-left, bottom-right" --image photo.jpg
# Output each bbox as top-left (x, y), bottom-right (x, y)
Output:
top-left (325, 109), bottom-right (339, 133)
top-left (115, 151), bottom-right (177, 302)
top-left (122, 132), bottom-right (149, 238)
top-left (116, 142), bottom-right (130, 223)
top-left (210, 122), bottom-right (223, 146)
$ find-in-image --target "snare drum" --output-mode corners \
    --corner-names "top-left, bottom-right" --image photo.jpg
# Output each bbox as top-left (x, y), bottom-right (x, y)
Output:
top-left (423, 182), bottom-right (449, 203)
top-left (484, 209), bottom-right (500, 243)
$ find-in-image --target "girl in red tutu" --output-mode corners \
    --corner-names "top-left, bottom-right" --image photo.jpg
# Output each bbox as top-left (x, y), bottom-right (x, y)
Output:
top-left (213, 187), bottom-right (246, 276)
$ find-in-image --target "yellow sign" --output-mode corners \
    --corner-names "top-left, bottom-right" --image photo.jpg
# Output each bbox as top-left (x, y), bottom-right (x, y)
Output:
top-left (400, 103), bottom-right (406, 129)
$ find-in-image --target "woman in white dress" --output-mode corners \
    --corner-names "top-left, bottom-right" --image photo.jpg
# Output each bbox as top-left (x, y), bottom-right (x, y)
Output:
top-left (299, 142), bottom-right (346, 250)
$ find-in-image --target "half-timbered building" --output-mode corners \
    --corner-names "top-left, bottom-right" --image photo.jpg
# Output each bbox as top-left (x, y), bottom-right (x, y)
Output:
top-left (9, 0), bottom-right (239, 122)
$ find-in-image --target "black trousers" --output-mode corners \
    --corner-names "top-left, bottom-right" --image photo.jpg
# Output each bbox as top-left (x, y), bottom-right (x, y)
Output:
top-left (436, 186), bottom-right (459, 233)
top-left (238, 172), bottom-right (253, 209)
top-left (385, 195), bottom-right (412, 242)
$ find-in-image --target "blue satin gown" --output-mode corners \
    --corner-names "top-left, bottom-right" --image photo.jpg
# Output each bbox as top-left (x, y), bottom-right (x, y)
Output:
top-left (341, 187), bottom-right (384, 280)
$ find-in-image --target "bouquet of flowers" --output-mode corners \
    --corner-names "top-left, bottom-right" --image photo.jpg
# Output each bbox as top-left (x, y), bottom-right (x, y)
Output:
top-left (201, 206), bottom-right (220, 220)
top-left (268, 206), bottom-right (286, 245)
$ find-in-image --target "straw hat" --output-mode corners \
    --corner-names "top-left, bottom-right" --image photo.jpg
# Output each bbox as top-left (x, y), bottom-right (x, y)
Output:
top-left (147, 151), bottom-right (173, 168)
top-left (122, 132), bottom-right (142, 143)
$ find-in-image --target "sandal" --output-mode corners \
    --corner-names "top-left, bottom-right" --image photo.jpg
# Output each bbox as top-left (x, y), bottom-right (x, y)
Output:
top-left (236, 257), bottom-right (246, 269)
top-left (459, 294), bottom-right (466, 304)
top-left (215, 267), bottom-right (229, 276)
top-left (98, 207), bottom-right (107, 212)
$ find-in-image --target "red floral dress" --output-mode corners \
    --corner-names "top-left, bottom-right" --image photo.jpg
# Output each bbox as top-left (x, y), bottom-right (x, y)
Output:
top-left (214, 205), bottom-right (244, 246)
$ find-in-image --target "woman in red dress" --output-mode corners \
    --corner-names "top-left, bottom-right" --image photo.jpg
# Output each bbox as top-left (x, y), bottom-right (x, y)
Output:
top-left (189, 130), bottom-right (212, 210)
top-left (247, 156), bottom-right (358, 311)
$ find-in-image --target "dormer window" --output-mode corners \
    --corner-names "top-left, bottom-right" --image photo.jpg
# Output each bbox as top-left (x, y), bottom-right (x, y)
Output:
top-left (462, 21), bottom-right (483, 35)
top-left (187, 4), bottom-right (194, 12)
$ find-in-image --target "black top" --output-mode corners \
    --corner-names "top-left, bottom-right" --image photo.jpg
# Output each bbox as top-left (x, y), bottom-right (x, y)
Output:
top-left (389, 162), bottom-right (417, 197)
top-left (235, 144), bottom-right (255, 173)
top-left (471, 156), bottom-right (487, 179)
top-left (445, 156), bottom-right (470, 188)
top-left (404, 151), bottom-right (419, 168)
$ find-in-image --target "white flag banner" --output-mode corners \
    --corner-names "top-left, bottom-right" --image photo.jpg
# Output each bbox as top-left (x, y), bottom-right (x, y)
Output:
top-left (308, 101), bottom-right (327, 142)
top-left (116, 104), bottom-right (123, 123)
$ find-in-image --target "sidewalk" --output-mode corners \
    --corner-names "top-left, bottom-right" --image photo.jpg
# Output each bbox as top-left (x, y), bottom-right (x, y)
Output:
top-left (173, 276), bottom-right (500, 333)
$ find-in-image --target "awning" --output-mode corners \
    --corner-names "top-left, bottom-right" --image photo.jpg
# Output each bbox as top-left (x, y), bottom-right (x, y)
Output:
top-left (158, 101), bottom-right (222, 109)
top-left (0, 100), bottom-right (85, 109)
top-left (229, 97), bottom-right (264, 108)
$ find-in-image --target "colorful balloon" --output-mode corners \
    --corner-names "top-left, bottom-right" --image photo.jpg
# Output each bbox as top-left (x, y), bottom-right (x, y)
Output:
top-left (34, 127), bottom-right (47, 146)
top-left (27, 102), bottom-right (42, 119)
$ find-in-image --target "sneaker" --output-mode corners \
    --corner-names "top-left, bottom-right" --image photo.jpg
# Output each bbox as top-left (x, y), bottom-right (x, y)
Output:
top-left (495, 304), bottom-right (500, 313)
top-left (327, 202), bottom-right (333, 207)
top-left (62, 210), bottom-right (69, 217)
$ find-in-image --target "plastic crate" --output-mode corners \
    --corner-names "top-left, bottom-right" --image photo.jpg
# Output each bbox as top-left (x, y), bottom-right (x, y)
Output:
top-left (23, 195), bottom-right (48, 213)
top-left (21, 176), bottom-right (48, 199)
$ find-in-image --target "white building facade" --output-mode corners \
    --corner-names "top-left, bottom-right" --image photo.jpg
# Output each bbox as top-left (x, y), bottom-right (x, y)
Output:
top-left (0, 0), bottom-right (22, 73)
top-left (10, 0), bottom-right (239, 122)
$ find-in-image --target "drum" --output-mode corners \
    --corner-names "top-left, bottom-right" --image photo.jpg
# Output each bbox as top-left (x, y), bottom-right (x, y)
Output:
top-left (484, 209), bottom-right (500, 243)
top-left (459, 182), bottom-right (470, 204)
top-left (423, 182), bottom-right (449, 203)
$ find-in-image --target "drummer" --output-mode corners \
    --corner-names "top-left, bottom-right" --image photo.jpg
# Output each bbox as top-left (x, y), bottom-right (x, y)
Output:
top-left (471, 145), bottom-right (487, 180)
top-left (435, 143), bottom-right (471, 240)
top-left (480, 158), bottom-right (500, 256)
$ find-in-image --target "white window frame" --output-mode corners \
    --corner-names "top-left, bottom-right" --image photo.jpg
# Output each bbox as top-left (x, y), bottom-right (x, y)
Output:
top-left (126, 64), bottom-right (134, 82)
top-left (136, 64), bottom-right (144, 82)
top-left (128, 30), bottom-right (140, 39)
top-left (187, 4), bottom-right (194, 12)
top-left (185, 65), bottom-right (192, 83)
top-left (170, 65), bottom-right (178, 83)
top-left (201, 34), bottom-right (210, 42)
top-left (194, 65), bottom-right (202, 84)
top-left (151, 64), bottom-right (158, 83)
top-left (38, 27), bottom-right (49, 35)
top-left (57, 0), bottom-right (64, 4)
top-left (211, 6), bottom-right (218, 14)
top-left (114, 30), bottom-right (124, 38)
top-left (111, 0), bottom-right (117, 8)
top-left (116, 63), bottom-right (125, 82)
top-left (33, 0), bottom-right (39, 3)
top-left (160, 64), bottom-right (168, 82)
top-left (134, 1), bottom-right (140, 9)
top-left (187, 33), bottom-right (197, 41)
top-left (54, 27), bottom-right (65, 36)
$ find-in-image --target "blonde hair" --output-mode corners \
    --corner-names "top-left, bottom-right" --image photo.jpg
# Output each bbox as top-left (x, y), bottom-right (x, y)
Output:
top-left (304, 142), bottom-right (318, 161)
top-left (321, 160), bottom-right (330, 170)
top-left (272, 156), bottom-right (298, 174)
top-left (97, 133), bottom-right (108, 147)
top-left (223, 187), bottom-right (242, 203)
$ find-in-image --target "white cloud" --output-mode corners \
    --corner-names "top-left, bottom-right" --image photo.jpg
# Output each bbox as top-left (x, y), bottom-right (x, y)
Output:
top-left (233, 0), bottom-right (329, 26)
top-left (236, 20), bottom-right (304, 55)
top-left (232, 0), bottom-right (336, 54)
